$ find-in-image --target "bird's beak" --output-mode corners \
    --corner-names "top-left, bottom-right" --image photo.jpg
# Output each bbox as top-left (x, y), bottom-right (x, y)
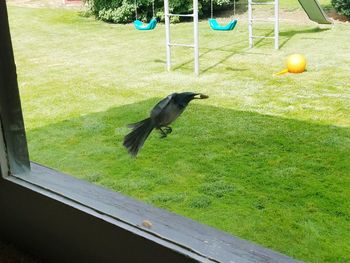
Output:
top-left (193, 93), bottom-right (209, 99)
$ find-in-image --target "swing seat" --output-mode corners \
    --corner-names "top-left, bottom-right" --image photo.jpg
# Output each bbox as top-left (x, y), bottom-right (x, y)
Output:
top-left (208, 18), bottom-right (237, 31)
top-left (134, 18), bottom-right (157, 30)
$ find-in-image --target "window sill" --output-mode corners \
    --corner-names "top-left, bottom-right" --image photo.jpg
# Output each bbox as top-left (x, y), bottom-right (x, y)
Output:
top-left (5, 162), bottom-right (300, 263)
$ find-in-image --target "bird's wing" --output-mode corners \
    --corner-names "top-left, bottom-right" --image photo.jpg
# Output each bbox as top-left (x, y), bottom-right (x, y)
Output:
top-left (151, 93), bottom-right (176, 117)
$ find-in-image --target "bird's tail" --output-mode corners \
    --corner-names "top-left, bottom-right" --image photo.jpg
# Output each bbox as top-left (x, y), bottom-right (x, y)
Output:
top-left (123, 118), bottom-right (154, 157)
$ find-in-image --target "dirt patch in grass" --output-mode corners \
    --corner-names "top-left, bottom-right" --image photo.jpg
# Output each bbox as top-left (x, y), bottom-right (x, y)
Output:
top-left (327, 10), bottom-right (350, 23)
top-left (210, 4), bottom-right (349, 25)
top-left (6, 0), bottom-right (84, 8)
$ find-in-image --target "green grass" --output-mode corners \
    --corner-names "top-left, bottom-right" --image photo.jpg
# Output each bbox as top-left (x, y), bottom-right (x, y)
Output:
top-left (8, 3), bottom-right (350, 262)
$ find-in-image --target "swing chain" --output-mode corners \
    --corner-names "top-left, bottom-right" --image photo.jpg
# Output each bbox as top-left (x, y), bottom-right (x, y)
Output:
top-left (233, 0), bottom-right (236, 17)
top-left (134, 0), bottom-right (138, 20)
top-left (211, 0), bottom-right (236, 20)
top-left (135, 0), bottom-right (155, 20)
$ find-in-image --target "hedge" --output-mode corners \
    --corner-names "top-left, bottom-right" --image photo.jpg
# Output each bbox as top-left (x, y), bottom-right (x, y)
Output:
top-left (86, 0), bottom-right (236, 23)
top-left (331, 0), bottom-right (350, 17)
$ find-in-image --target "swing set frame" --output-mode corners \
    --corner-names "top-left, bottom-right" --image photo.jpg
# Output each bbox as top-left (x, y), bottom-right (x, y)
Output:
top-left (136, 0), bottom-right (281, 75)
top-left (163, 0), bottom-right (241, 75)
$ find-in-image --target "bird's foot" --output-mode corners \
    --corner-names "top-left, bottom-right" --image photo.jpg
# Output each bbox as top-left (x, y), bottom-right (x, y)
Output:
top-left (159, 126), bottom-right (172, 138)
top-left (164, 126), bottom-right (172, 134)
top-left (159, 128), bottom-right (168, 138)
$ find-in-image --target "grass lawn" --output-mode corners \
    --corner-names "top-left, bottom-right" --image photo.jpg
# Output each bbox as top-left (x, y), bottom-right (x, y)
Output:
top-left (7, 1), bottom-right (350, 262)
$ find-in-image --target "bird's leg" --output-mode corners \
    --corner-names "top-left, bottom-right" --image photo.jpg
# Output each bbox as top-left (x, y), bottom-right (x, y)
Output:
top-left (158, 126), bottom-right (172, 138)
top-left (164, 126), bottom-right (172, 134)
top-left (158, 128), bottom-right (168, 138)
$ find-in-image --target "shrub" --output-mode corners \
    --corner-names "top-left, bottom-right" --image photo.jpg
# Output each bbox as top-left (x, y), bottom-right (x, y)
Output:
top-left (332, 0), bottom-right (350, 17)
top-left (98, 3), bottom-right (135, 23)
top-left (86, 0), bottom-right (235, 23)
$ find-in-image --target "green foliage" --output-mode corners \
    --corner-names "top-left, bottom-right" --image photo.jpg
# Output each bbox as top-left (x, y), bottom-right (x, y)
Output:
top-left (87, 0), bottom-right (234, 23)
top-left (331, 0), bottom-right (350, 17)
top-left (98, 4), bottom-right (134, 23)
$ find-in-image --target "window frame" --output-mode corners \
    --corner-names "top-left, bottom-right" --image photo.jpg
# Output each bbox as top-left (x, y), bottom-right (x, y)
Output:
top-left (0, 2), bottom-right (300, 262)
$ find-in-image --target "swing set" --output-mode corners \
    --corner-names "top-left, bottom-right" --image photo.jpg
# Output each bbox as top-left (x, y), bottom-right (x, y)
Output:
top-left (134, 0), bottom-right (239, 75)
top-left (133, 0), bottom-right (238, 31)
top-left (132, 0), bottom-right (331, 75)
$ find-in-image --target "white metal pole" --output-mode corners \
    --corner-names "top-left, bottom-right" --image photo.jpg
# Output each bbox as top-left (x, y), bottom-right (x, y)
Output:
top-left (274, 0), bottom-right (279, 49)
top-left (193, 0), bottom-right (199, 75)
top-left (164, 0), bottom-right (171, 71)
top-left (248, 0), bottom-right (253, 48)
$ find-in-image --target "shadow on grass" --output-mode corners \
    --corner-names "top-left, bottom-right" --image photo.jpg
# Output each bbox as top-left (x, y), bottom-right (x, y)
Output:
top-left (173, 41), bottom-right (248, 73)
top-left (26, 98), bottom-right (350, 207)
top-left (279, 27), bottom-right (331, 49)
top-left (26, 98), bottom-right (350, 261)
top-left (245, 27), bottom-right (330, 50)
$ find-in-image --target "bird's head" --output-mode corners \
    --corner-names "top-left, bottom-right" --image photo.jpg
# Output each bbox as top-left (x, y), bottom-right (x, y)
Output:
top-left (174, 92), bottom-right (209, 108)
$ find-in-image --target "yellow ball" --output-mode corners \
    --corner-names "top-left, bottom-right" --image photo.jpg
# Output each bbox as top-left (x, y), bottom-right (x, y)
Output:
top-left (287, 54), bottom-right (306, 73)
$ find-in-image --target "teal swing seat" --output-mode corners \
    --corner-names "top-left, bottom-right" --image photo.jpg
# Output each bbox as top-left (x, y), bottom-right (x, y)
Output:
top-left (133, 18), bottom-right (157, 30)
top-left (208, 18), bottom-right (237, 31)
top-left (208, 0), bottom-right (238, 31)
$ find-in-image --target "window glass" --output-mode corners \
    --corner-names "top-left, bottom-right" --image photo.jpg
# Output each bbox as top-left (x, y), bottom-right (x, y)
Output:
top-left (7, 1), bottom-right (350, 262)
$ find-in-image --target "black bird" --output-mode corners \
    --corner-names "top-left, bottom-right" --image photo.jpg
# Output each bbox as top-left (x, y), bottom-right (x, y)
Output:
top-left (123, 92), bottom-right (209, 157)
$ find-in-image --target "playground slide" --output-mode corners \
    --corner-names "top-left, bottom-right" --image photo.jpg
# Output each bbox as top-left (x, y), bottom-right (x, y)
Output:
top-left (298, 0), bottom-right (332, 24)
